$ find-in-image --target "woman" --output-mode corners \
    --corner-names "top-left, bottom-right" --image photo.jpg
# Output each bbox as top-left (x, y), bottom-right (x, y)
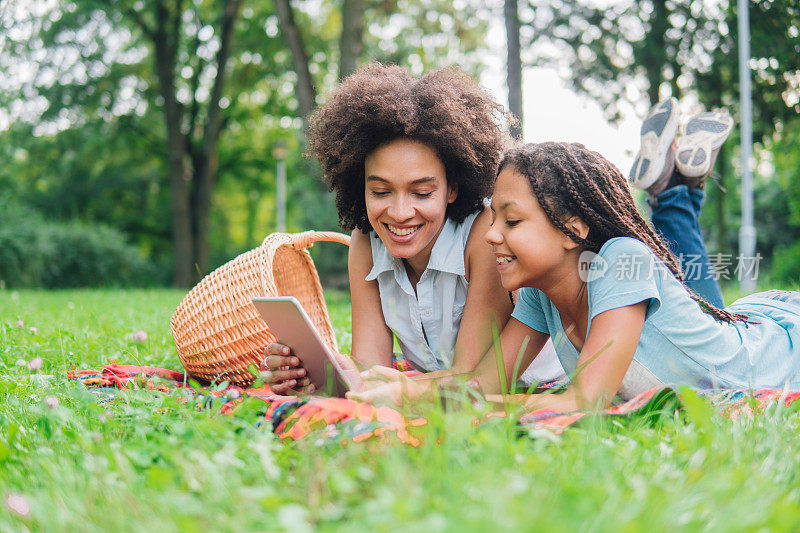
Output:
top-left (261, 63), bottom-right (562, 395)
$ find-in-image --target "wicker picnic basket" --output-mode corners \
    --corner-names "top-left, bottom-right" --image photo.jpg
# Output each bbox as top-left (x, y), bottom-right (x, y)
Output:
top-left (170, 230), bottom-right (351, 387)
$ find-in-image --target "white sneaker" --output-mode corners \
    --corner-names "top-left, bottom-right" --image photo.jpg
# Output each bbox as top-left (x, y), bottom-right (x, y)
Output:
top-left (629, 97), bottom-right (680, 192)
top-left (675, 111), bottom-right (734, 184)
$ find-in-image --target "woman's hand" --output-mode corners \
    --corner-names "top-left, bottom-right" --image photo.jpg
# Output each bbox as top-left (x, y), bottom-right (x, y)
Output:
top-left (259, 342), bottom-right (314, 395)
top-left (346, 366), bottom-right (427, 406)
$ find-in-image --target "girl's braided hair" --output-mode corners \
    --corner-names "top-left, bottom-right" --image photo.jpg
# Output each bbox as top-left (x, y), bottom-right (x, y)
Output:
top-left (499, 141), bottom-right (749, 324)
top-left (307, 63), bottom-right (507, 232)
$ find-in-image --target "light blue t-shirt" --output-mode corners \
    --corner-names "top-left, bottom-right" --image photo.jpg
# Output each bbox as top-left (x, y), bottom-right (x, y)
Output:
top-left (511, 237), bottom-right (800, 394)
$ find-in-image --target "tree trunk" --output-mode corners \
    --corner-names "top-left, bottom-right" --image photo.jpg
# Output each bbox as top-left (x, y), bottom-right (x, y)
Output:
top-left (643, 0), bottom-right (669, 105)
top-left (504, 0), bottom-right (523, 140)
top-left (273, 0), bottom-right (317, 120)
top-left (152, 1), bottom-right (193, 287)
top-left (339, 0), bottom-right (364, 79)
top-left (192, 0), bottom-right (243, 281)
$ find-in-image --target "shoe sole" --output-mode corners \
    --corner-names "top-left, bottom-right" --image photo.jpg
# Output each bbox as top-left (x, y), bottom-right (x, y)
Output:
top-left (629, 97), bottom-right (679, 190)
top-left (675, 112), bottom-right (734, 178)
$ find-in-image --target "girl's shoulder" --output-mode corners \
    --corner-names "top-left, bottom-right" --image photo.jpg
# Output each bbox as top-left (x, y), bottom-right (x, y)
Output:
top-left (597, 236), bottom-right (655, 260)
top-left (592, 237), bottom-right (664, 279)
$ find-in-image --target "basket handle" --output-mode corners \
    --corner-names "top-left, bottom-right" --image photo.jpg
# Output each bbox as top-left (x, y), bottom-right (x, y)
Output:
top-left (290, 230), bottom-right (351, 250)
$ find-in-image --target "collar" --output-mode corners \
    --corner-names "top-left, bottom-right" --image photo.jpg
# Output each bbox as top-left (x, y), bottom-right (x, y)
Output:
top-left (364, 216), bottom-right (467, 281)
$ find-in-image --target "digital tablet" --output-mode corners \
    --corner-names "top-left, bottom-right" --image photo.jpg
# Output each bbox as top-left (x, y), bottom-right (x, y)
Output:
top-left (252, 296), bottom-right (353, 396)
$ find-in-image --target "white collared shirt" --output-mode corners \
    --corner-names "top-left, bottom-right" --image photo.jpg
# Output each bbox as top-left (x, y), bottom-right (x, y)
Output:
top-left (366, 212), bottom-right (476, 371)
top-left (365, 211), bottom-right (564, 382)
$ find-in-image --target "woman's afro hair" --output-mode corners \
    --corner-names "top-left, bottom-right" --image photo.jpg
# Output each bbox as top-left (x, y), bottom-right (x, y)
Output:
top-left (307, 63), bottom-right (508, 231)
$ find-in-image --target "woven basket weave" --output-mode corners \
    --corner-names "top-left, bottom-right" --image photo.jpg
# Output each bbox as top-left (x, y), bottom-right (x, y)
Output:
top-left (170, 230), bottom-right (351, 387)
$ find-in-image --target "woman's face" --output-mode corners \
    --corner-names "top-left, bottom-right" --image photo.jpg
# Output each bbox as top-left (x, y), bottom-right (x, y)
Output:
top-left (485, 166), bottom-right (572, 291)
top-left (364, 138), bottom-right (456, 260)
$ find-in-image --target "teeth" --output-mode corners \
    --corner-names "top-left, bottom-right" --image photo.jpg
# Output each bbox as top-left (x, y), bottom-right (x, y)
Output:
top-left (387, 225), bottom-right (420, 236)
top-left (496, 256), bottom-right (514, 264)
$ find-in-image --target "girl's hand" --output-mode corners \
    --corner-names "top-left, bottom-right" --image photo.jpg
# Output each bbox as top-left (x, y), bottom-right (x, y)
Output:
top-left (259, 343), bottom-right (315, 395)
top-left (332, 352), bottom-right (365, 392)
top-left (346, 366), bottom-right (426, 405)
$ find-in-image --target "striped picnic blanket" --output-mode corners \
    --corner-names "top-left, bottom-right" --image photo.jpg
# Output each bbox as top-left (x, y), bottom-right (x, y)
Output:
top-left (68, 362), bottom-right (426, 446)
top-left (69, 363), bottom-right (800, 443)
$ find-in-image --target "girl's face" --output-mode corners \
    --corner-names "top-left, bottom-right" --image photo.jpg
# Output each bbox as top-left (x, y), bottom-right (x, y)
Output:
top-left (485, 167), bottom-right (576, 291)
top-left (364, 138), bottom-right (456, 260)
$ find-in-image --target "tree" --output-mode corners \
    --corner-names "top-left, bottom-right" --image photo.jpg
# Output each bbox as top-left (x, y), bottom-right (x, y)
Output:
top-left (505, 0), bottom-right (523, 140)
top-left (0, 0), bottom-right (252, 286)
top-left (339, 0), bottom-right (365, 79)
top-left (0, 1), bottom-right (316, 285)
top-left (1, 0), bottom-right (495, 287)
top-left (520, 0), bottom-right (800, 279)
top-left (522, 0), bottom-right (726, 115)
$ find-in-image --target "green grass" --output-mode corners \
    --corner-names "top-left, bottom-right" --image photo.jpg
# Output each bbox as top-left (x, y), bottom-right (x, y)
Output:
top-left (2, 289), bottom-right (800, 531)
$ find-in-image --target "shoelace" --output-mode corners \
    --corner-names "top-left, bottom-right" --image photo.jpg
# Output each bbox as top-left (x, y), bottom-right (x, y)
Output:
top-left (707, 171), bottom-right (727, 193)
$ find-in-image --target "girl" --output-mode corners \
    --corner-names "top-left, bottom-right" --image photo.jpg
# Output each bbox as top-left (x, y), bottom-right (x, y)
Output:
top-left (261, 64), bottom-right (562, 395)
top-left (478, 141), bottom-right (800, 411)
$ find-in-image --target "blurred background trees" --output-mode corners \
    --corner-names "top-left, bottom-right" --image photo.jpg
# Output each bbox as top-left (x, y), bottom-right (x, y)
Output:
top-left (0, 0), bottom-right (797, 288)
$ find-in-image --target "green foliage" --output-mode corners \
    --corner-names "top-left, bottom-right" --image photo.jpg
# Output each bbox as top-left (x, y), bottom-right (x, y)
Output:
top-left (0, 201), bottom-right (155, 288)
top-left (522, 0), bottom-right (726, 116)
top-left (0, 0), bottom-right (495, 287)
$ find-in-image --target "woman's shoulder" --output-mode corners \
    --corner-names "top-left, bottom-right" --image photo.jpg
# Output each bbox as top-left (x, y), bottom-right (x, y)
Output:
top-left (350, 228), bottom-right (374, 254)
top-left (463, 209), bottom-right (489, 251)
top-left (463, 209), bottom-right (491, 270)
top-left (349, 229), bottom-right (377, 275)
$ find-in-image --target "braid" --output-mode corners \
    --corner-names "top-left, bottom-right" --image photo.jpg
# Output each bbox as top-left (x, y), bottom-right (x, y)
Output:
top-left (688, 290), bottom-right (752, 324)
top-left (499, 142), bottom-right (750, 325)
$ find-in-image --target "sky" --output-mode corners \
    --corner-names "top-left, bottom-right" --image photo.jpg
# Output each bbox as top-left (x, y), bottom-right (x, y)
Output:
top-left (481, 57), bottom-right (643, 179)
top-left (476, 0), bottom-right (654, 177)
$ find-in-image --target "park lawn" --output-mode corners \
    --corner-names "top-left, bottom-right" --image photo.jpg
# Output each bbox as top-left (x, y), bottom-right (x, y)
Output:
top-left (1, 289), bottom-right (800, 532)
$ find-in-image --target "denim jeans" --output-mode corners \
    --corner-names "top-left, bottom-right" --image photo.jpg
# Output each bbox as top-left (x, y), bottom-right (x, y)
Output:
top-left (649, 185), bottom-right (725, 308)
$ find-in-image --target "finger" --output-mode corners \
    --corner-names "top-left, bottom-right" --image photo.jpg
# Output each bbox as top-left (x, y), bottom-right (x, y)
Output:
top-left (269, 380), bottom-right (295, 395)
top-left (333, 352), bottom-right (360, 373)
top-left (293, 382), bottom-right (316, 395)
top-left (266, 343), bottom-right (292, 356)
top-left (347, 389), bottom-right (383, 404)
top-left (264, 369), bottom-right (299, 383)
top-left (264, 354), bottom-right (301, 370)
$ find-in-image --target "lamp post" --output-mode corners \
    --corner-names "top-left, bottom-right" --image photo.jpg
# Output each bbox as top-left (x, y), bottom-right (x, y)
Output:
top-left (738, 0), bottom-right (757, 293)
top-left (273, 140), bottom-right (288, 233)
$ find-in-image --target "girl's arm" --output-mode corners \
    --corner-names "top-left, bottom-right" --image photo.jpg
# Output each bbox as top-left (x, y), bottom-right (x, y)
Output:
top-left (490, 301), bottom-right (649, 412)
top-left (348, 229), bottom-right (395, 369)
top-left (471, 316), bottom-right (551, 393)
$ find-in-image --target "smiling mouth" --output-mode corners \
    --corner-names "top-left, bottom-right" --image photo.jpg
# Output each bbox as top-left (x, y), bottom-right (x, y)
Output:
top-left (386, 224), bottom-right (422, 236)
top-left (496, 255), bottom-right (516, 265)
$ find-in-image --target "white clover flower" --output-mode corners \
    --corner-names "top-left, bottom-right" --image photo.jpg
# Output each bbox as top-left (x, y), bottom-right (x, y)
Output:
top-left (5, 493), bottom-right (31, 518)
